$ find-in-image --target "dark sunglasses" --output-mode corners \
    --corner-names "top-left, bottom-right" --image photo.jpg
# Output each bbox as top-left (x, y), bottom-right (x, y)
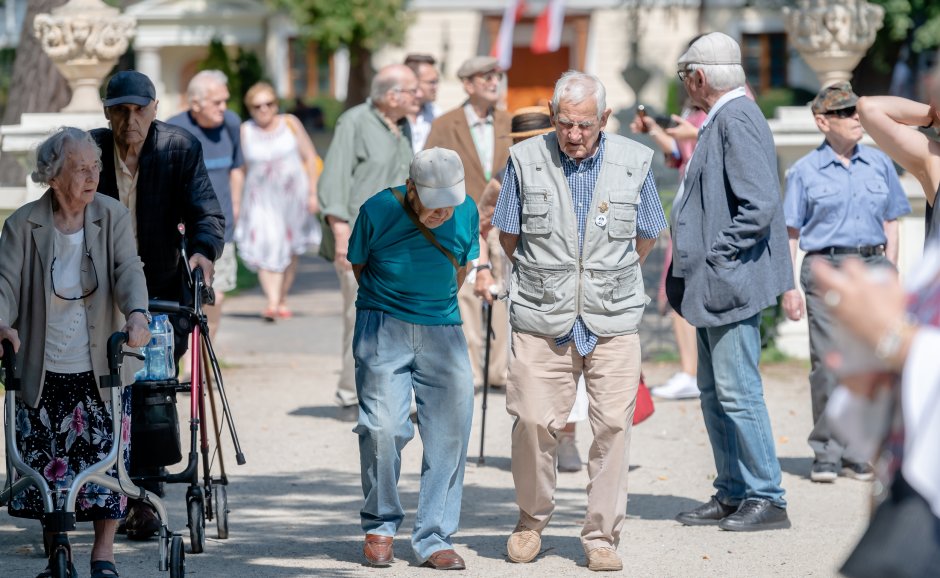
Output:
top-left (251, 100), bottom-right (277, 111)
top-left (825, 106), bottom-right (857, 119)
top-left (51, 252), bottom-right (98, 301)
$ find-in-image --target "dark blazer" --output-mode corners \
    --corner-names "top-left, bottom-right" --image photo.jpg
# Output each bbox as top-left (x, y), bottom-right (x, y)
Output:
top-left (424, 104), bottom-right (511, 202)
top-left (667, 95), bottom-right (793, 328)
top-left (92, 121), bottom-right (224, 301)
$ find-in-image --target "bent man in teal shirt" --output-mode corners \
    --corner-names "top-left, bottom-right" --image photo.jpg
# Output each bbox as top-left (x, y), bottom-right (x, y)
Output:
top-left (348, 148), bottom-right (479, 570)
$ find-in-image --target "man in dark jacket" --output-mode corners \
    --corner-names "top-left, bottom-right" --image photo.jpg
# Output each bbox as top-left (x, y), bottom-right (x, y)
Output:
top-left (91, 70), bottom-right (224, 540)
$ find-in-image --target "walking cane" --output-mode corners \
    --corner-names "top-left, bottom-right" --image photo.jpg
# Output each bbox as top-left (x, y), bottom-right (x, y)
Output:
top-left (478, 293), bottom-right (496, 464)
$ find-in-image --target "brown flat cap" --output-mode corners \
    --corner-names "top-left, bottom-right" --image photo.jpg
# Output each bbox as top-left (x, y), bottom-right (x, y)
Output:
top-left (506, 106), bottom-right (553, 138)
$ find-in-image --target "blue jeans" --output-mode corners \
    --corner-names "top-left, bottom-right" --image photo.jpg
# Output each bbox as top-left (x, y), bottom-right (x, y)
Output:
top-left (352, 309), bottom-right (474, 562)
top-left (697, 313), bottom-right (786, 508)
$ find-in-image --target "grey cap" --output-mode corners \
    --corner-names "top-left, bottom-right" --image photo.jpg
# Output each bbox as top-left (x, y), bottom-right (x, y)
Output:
top-left (410, 148), bottom-right (466, 210)
top-left (457, 56), bottom-right (500, 79)
top-left (103, 71), bottom-right (156, 107)
top-left (678, 32), bottom-right (742, 67)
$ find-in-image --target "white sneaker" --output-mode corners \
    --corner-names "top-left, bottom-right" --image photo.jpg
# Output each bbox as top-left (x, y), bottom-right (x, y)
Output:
top-left (652, 372), bottom-right (699, 399)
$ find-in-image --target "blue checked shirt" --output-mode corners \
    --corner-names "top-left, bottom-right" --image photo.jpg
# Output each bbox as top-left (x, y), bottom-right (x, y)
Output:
top-left (492, 132), bottom-right (667, 355)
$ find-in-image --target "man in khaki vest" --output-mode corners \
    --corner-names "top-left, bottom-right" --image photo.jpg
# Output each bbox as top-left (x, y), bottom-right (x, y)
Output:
top-left (492, 71), bottom-right (666, 571)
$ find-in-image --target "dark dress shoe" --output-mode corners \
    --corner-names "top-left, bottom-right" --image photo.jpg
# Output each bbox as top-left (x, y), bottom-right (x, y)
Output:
top-left (718, 498), bottom-right (791, 532)
top-left (364, 534), bottom-right (394, 566)
top-left (422, 549), bottom-right (466, 570)
top-left (676, 496), bottom-right (737, 526)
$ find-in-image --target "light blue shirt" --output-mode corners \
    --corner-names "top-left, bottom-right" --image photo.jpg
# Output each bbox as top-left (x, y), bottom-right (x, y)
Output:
top-left (349, 186), bottom-right (480, 326)
top-left (784, 141), bottom-right (911, 251)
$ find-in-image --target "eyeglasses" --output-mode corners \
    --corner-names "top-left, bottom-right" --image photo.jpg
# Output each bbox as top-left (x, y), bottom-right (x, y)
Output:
top-left (825, 106), bottom-right (857, 119)
top-left (677, 68), bottom-right (692, 82)
top-left (250, 100), bottom-right (276, 111)
top-left (556, 117), bottom-right (597, 131)
top-left (393, 87), bottom-right (419, 96)
top-left (51, 252), bottom-right (98, 301)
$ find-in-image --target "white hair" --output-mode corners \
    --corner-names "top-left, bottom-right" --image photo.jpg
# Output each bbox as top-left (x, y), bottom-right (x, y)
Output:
top-left (551, 71), bottom-right (606, 119)
top-left (187, 69), bottom-right (229, 103)
top-left (31, 127), bottom-right (101, 186)
top-left (688, 63), bottom-right (745, 92)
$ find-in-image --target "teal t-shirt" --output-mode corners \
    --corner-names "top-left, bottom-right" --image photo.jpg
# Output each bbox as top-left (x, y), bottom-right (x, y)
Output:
top-left (348, 187), bottom-right (480, 325)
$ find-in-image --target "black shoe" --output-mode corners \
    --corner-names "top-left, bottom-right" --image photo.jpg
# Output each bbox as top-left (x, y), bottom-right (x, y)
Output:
top-left (676, 496), bottom-right (737, 526)
top-left (840, 461), bottom-right (874, 481)
top-left (125, 502), bottom-right (161, 540)
top-left (718, 498), bottom-right (790, 532)
top-left (810, 461), bottom-right (839, 483)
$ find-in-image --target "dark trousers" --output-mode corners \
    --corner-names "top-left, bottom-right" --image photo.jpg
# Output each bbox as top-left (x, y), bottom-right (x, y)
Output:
top-left (800, 252), bottom-right (892, 465)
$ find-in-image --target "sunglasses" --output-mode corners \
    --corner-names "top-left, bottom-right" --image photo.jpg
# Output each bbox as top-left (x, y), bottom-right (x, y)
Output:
top-left (825, 106), bottom-right (857, 119)
top-left (250, 100), bottom-right (277, 111)
top-left (51, 252), bottom-right (98, 301)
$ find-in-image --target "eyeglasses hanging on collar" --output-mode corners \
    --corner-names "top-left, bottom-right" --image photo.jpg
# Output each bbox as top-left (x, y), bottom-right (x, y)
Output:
top-left (51, 250), bottom-right (98, 301)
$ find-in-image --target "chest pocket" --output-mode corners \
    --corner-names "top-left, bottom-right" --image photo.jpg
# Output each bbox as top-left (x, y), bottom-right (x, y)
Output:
top-left (867, 180), bottom-right (889, 215)
top-left (521, 187), bottom-right (553, 235)
top-left (607, 188), bottom-right (640, 239)
top-left (808, 185), bottom-right (840, 223)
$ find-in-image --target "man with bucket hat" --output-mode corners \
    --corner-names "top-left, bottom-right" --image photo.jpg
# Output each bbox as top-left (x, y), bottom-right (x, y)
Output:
top-left (781, 81), bottom-right (911, 483)
top-left (348, 147), bottom-right (480, 570)
top-left (91, 70), bottom-right (224, 540)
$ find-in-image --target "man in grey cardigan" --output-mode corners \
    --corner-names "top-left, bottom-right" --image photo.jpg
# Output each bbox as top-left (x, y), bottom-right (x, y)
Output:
top-left (666, 33), bottom-right (793, 532)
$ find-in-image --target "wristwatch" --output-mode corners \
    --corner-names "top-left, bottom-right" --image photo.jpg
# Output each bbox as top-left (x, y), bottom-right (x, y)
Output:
top-left (474, 263), bottom-right (493, 272)
top-left (130, 308), bottom-right (152, 324)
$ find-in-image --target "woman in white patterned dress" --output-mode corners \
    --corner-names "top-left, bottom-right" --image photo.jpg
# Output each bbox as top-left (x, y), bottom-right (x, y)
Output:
top-left (236, 82), bottom-right (320, 321)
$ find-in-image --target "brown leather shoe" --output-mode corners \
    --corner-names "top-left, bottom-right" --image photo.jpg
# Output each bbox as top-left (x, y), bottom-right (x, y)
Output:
top-left (363, 534), bottom-right (394, 567)
top-left (422, 549), bottom-right (466, 570)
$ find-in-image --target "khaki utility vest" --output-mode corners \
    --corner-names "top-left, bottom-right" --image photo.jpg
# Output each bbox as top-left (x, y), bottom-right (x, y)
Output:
top-left (507, 132), bottom-right (653, 337)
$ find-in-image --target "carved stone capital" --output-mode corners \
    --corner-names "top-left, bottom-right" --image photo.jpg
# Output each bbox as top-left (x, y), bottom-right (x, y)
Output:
top-left (33, 0), bottom-right (137, 113)
top-left (783, 0), bottom-right (884, 87)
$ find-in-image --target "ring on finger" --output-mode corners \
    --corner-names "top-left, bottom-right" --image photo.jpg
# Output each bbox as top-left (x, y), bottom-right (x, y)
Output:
top-left (823, 289), bottom-right (841, 308)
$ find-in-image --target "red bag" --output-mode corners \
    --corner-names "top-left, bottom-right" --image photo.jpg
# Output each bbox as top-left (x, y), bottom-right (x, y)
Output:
top-left (633, 373), bottom-right (655, 425)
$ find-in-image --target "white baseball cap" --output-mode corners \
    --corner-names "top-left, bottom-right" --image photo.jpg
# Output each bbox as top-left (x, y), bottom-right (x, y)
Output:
top-left (410, 148), bottom-right (467, 209)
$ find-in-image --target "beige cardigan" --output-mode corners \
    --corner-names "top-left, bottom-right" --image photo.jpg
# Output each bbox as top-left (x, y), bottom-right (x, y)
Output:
top-left (0, 190), bottom-right (148, 407)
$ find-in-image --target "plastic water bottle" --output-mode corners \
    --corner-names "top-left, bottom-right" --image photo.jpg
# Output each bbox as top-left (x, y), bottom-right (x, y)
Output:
top-left (140, 315), bottom-right (175, 381)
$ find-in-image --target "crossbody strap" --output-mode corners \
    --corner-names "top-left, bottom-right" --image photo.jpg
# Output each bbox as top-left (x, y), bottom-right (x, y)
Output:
top-left (390, 186), bottom-right (460, 272)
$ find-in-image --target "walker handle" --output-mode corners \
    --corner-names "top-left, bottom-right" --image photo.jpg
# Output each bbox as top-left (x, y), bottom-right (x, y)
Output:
top-left (1, 338), bottom-right (19, 391)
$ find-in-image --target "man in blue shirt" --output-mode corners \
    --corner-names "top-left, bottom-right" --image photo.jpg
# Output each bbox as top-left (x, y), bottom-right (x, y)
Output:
top-left (348, 147), bottom-right (479, 571)
top-left (782, 82), bottom-right (911, 483)
top-left (167, 70), bottom-right (244, 340)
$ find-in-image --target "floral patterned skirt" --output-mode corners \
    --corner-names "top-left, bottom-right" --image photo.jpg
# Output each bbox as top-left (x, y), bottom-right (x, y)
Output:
top-left (8, 371), bottom-right (132, 521)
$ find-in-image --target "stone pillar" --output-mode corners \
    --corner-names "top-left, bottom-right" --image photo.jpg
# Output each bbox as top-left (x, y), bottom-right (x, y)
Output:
top-left (33, 0), bottom-right (136, 113)
top-left (783, 0), bottom-right (884, 87)
top-left (135, 47), bottom-right (162, 99)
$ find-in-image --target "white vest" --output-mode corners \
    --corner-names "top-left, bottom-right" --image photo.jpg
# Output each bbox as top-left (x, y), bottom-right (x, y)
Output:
top-left (507, 132), bottom-right (653, 337)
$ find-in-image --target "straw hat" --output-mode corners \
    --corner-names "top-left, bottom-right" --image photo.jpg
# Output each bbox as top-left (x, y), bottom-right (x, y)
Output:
top-left (506, 106), bottom-right (554, 139)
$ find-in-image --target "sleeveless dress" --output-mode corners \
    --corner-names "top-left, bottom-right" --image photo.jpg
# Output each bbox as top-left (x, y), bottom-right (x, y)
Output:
top-left (236, 117), bottom-right (318, 272)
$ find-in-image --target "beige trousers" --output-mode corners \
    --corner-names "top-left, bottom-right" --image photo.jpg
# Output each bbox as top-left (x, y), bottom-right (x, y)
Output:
top-left (334, 264), bottom-right (358, 407)
top-left (506, 331), bottom-right (641, 552)
top-left (458, 227), bottom-right (509, 387)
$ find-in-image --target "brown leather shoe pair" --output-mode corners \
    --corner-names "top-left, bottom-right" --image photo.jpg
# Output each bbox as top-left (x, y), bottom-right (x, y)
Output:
top-left (364, 534), bottom-right (394, 567)
top-left (422, 549), bottom-right (466, 570)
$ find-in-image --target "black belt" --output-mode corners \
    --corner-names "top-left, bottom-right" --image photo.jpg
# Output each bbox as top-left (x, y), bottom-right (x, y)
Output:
top-left (807, 245), bottom-right (885, 258)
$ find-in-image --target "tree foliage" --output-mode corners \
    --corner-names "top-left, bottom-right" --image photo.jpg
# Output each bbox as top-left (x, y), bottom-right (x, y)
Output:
top-left (270, 0), bottom-right (411, 107)
top-left (272, 0), bottom-right (410, 53)
top-left (869, 0), bottom-right (940, 53)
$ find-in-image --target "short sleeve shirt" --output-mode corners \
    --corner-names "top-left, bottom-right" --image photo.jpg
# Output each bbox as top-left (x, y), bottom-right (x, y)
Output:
top-left (784, 142), bottom-right (911, 251)
top-left (349, 187), bottom-right (481, 325)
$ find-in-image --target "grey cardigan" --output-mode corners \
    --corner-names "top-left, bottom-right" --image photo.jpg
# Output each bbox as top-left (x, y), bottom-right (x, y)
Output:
top-left (667, 95), bottom-right (793, 328)
top-left (0, 191), bottom-right (148, 407)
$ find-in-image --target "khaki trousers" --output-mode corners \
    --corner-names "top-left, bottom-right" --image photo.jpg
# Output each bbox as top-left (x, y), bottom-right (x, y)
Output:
top-left (335, 264), bottom-right (358, 407)
top-left (506, 331), bottom-right (641, 552)
top-left (458, 227), bottom-right (509, 387)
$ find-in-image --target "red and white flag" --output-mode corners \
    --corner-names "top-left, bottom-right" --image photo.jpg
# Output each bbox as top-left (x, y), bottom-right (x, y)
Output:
top-left (531, 0), bottom-right (565, 54)
top-left (491, 0), bottom-right (526, 70)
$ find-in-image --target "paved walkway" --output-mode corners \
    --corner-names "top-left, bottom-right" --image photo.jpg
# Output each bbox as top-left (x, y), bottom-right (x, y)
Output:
top-left (1, 254), bottom-right (869, 577)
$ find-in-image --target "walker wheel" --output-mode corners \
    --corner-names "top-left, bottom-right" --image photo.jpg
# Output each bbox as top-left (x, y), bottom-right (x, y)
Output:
top-left (51, 546), bottom-right (71, 578)
top-left (169, 535), bottom-right (185, 578)
top-left (187, 497), bottom-right (205, 554)
top-left (214, 484), bottom-right (229, 539)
